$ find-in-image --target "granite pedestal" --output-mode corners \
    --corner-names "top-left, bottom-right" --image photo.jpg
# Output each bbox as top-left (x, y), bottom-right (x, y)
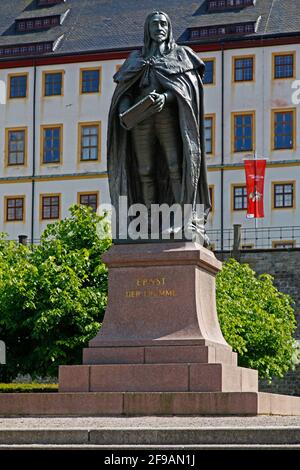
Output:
top-left (59, 242), bottom-right (258, 394)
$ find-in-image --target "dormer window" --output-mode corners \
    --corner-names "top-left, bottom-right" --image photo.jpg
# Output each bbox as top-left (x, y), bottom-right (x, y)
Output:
top-left (0, 41), bottom-right (54, 57)
top-left (15, 12), bottom-right (66, 32)
top-left (208, 0), bottom-right (256, 11)
top-left (38, 0), bottom-right (66, 5)
top-left (189, 18), bottom-right (259, 40)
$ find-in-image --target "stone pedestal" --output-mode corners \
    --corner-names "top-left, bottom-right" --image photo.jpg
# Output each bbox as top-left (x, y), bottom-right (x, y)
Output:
top-left (59, 242), bottom-right (258, 393)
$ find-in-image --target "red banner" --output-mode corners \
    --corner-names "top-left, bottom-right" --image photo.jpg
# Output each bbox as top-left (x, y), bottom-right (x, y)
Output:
top-left (244, 160), bottom-right (266, 218)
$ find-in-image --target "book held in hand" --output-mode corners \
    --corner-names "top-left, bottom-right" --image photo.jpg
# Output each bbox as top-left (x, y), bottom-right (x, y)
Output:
top-left (119, 93), bottom-right (157, 130)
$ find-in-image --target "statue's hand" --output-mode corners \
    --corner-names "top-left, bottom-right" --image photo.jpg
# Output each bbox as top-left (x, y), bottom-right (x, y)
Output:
top-left (150, 92), bottom-right (166, 113)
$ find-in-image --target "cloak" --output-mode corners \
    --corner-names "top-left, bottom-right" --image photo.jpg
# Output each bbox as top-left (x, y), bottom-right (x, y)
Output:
top-left (107, 44), bottom-right (211, 238)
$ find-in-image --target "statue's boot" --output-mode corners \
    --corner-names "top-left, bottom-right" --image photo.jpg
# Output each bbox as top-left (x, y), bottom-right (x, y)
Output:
top-left (169, 177), bottom-right (183, 236)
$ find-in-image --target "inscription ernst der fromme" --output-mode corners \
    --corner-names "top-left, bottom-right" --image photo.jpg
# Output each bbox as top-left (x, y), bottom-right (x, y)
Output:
top-left (125, 277), bottom-right (177, 298)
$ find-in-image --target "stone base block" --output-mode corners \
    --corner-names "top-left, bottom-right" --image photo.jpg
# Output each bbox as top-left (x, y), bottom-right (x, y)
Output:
top-left (59, 363), bottom-right (258, 393)
top-left (83, 345), bottom-right (238, 366)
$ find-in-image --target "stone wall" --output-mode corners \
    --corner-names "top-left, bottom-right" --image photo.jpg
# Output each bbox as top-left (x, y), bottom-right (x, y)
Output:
top-left (259, 365), bottom-right (300, 396)
top-left (215, 248), bottom-right (300, 396)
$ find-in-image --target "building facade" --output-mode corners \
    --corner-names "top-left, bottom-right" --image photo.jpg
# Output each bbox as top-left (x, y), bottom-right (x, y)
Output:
top-left (0, 0), bottom-right (300, 248)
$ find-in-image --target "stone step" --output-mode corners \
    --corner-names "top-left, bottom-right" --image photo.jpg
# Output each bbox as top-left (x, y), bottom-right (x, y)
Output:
top-left (59, 363), bottom-right (257, 393)
top-left (0, 392), bottom-right (299, 416)
top-left (83, 345), bottom-right (238, 366)
top-left (0, 427), bottom-right (299, 446)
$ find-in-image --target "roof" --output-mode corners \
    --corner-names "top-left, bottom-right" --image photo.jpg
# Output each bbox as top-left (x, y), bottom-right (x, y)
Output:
top-left (0, 0), bottom-right (300, 59)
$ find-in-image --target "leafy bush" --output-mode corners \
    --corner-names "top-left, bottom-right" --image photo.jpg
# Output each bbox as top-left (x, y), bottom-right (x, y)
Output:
top-left (216, 258), bottom-right (299, 381)
top-left (0, 205), bottom-right (111, 381)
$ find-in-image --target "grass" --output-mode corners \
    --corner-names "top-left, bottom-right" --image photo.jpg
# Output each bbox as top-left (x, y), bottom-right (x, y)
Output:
top-left (0, 383), bottom-right (58, 393)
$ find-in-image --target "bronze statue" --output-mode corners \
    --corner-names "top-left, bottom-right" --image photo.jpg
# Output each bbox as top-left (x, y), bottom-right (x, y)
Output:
top-left (107, 11), bottom-right (211, 243)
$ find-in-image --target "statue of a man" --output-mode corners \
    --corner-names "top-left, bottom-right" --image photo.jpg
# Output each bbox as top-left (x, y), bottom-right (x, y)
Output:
top-left (107, 11), bottom-right (211, 244)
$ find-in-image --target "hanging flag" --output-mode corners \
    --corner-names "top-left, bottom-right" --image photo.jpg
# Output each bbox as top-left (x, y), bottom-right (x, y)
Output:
top-left (244, 159), bottom-right (267, 218)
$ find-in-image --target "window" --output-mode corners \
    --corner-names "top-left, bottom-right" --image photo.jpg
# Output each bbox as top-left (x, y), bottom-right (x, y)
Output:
top-left (232, 112), bottom-right (254, 152)
top-left (8, 74), bottom-right (28, 98)
top-left (272, 109), bottom-right (295, 150)
top-left (78, 122), bottom-right (101, 161)
top-left (78, 193), bottom-right (98, 213)
top-left (233, 185), bottom-right (247, 211)
top-left (273, 53), bottom-right (295, 79)
top-left (273, 182), bottom-right (295, 209)
top-left (41, 125), bottom-right (63, 164)
top-left (41, 194), bottom-right (60, 220)
top-left (203, 59), bottom-right (215, 85)
top-left (5, 197), bottom-right (25, 222)
top-left (272, 240), bottom-right (295, 249)
top-left (204, 115), bottom-right (215, 155)
top-left (245, 24), bottom-right (254, 33)
top-left (6, 128), bottom-right (27, 166)
top-left (233, 56), bottom-right (254, 82)
top-left (80, 68), bottom-right (101, 94)
top-left (43, 71), bottom-right (63, 96)
top-left (235, 25), bottom-right (245, 33)
top-left (241, 244), bottom-right (254, 250)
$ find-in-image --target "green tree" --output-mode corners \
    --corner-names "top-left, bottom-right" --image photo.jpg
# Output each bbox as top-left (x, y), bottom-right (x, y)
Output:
top-left (0, 205), bottom-right (111, 381)
top-left (216, 258), bottom-right (299, 381)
